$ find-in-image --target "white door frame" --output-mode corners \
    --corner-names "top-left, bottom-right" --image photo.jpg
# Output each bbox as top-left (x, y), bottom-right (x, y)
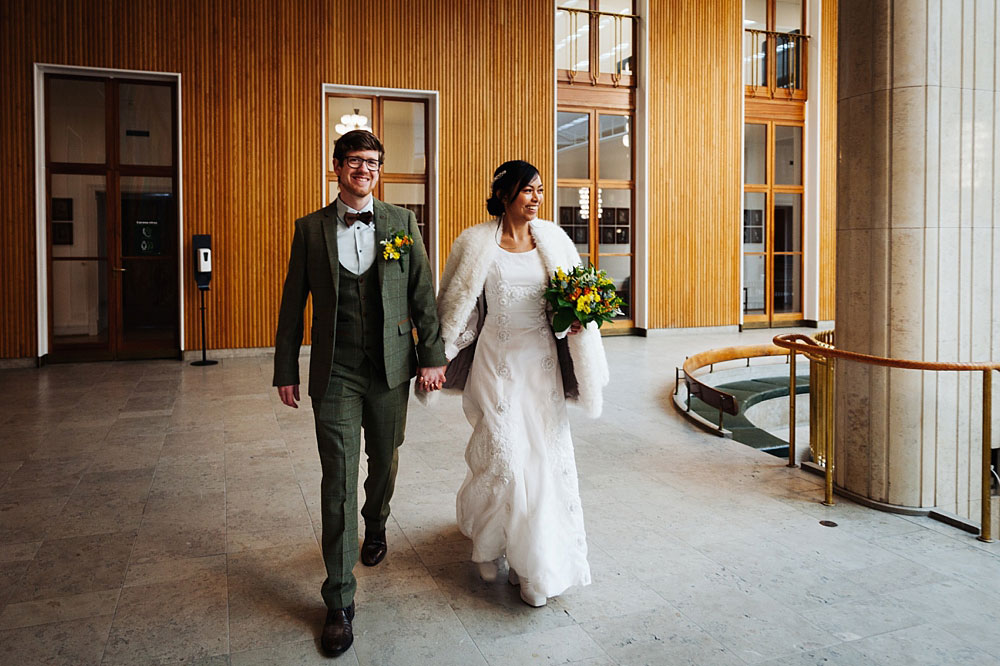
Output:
top-left (33, 63), bottom-right (184, 357)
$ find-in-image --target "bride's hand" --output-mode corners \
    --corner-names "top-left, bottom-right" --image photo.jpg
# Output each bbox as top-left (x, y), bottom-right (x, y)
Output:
top-left (568, 321), bottom-right (583, 336)
top-left (418, 365), bottom-right (447, 391)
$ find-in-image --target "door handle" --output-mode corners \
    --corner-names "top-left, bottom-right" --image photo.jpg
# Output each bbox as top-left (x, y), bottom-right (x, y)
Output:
top-left (113, 267), bottom-right (127, 272)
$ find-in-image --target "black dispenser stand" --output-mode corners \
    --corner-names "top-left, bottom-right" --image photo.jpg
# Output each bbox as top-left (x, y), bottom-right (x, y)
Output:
top-left (191, 287), bottom-right (218, 366)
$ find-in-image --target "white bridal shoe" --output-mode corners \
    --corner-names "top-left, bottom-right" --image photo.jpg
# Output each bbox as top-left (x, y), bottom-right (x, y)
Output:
top-left (477, 556), bottom-right (507, 583)
top-left (519, 581), bottom-right (547, 607)
top-left (476, 560), bottom-right (499, 582)
top-left (507, 567), bottom-right (546, 607)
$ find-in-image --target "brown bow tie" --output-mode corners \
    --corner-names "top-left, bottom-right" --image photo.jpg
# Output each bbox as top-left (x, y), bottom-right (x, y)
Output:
top-left (344, 211), bottom-right (373, 227)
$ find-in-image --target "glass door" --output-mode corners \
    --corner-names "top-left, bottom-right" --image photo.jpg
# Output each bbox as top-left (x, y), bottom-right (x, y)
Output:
top-left (46, 75), bottom-right (179, 361)
top-left (555, 108), bottom-right (634, 327)
top-left (325, 93), bottom-right (430, 254)
top-left (742, 120), bottom-right (804, 326)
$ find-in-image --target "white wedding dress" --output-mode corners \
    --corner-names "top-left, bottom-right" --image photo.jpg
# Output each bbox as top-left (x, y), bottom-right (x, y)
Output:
top-left (456, 248), bottom-right (591, 598)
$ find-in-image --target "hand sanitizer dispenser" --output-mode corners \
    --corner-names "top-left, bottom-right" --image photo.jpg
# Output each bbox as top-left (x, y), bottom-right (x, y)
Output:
top-left (198, 248), bottom-right (211, 272)
top-left (193, 234), bottom-right (212, 289)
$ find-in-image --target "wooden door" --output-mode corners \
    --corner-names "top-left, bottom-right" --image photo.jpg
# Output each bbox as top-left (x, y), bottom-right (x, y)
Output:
top-left (45, 74), bottom-right (179, 361)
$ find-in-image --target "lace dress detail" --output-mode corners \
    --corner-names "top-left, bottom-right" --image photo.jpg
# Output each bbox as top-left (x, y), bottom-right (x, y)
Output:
top-left (456, 249), bottom-right (591, 598)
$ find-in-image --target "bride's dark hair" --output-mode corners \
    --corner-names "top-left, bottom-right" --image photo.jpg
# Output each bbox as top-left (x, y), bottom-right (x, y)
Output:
top-left (486, 160), bottom-right (539, 218)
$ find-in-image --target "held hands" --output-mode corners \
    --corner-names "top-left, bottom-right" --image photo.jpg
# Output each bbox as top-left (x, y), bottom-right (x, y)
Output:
top-left (277, 385), bottom-right (300, 408)
top-left (417, 366), bottom-right (447, 392)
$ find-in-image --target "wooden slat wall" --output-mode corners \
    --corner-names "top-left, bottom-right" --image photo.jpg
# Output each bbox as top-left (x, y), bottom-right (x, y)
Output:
top-left (647, 1), bottom-right (742, 328)
top-left (0, 1), bottom-right (35, 358)
top-left (0, 0), bottom-right (553, 357)
top-left (819, 0), bottom-right (838, 320)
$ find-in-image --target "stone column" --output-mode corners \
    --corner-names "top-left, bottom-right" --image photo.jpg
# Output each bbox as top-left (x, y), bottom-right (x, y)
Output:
top-left (836, 0), bottom-right (999, 517)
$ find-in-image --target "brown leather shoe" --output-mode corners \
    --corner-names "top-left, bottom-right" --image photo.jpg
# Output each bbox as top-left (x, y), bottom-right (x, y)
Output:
top-left (321, 601), bottom-right (355, 657)
top-left (360, 530), bottom-right (387, 566)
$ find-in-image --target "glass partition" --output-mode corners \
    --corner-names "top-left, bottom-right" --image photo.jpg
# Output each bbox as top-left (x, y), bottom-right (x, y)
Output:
top-left (382, 101), bottom-right (425, 174)
top-left (50, 174), bottom-right (109, 344)
top-left (50, 175), bottom-right (107, 259)
top-left (773, 193), bottom-right (801, 252)
top-left (327, 97), bottom-right (373, 169)
top-left (775, 0), bottom-right (804, 33)
top-left (598, 114), bottom-right (631, 180)
top-left (597, 188), bottom-right (630, 253)
top-left (48, 78), bottom-right (106, 164)
top-left (383, 183), bottom-right (427, 241)
top-left (743, 0), bottom-right (806, 93)
top-left (557, 112), bottom-right (590, 179)
top-left (120, 83), bottom-right (173, 166)
top-left (743, 255), bottom-right (767, 315)
top-left (773, 125), bottom-right (802, 185)
top-left (119, 177), bottom-right (177, 349)
top-left (773, 255), bottom-right (801, 312)
top-left (597, 254), bottom-right (631, 319)
top-left (556, 0), bottom-right (590, 73)
top-left (597, 0), bottom-right (634, 76)
top-left (558, 186), bottom-right (590, 258)
top-left (743, 192), bottom-right (767, 252)
top-left (744, 124), bottom-right (767, 184)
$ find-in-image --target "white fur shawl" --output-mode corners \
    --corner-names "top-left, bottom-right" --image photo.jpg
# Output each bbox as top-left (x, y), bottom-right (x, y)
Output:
top-left (435, 219), bottom-right (610, 418)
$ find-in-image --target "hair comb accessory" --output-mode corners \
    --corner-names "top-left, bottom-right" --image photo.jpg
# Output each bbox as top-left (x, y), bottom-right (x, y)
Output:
top-left (492, 169), bottom-right (507, 183)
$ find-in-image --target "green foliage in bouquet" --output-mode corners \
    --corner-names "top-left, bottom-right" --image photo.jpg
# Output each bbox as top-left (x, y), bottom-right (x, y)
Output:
top-left (544, 264), bottom-right (626, 333)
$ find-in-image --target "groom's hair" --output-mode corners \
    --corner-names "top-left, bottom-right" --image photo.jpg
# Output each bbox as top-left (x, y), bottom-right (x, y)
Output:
top-left (333, 130), bottom-right (385, 164)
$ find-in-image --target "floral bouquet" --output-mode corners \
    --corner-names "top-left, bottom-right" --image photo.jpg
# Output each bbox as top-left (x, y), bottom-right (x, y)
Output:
top-left (544, 264), bottom-right (625, 333)
top-left (380, 230), bottom-right (414, 261)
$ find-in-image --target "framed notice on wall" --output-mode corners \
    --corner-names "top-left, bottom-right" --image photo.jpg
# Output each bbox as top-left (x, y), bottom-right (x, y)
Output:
top-left (743, 209), bottom-right (764, 245)
top-left (52, 197), bottom-right (73, 221)
top-left (52, 222), bottom-right (73, 245)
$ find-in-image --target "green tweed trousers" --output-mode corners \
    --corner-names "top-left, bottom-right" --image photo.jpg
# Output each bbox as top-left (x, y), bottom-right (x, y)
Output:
top-left (312, 358), bottom-right (409, 610)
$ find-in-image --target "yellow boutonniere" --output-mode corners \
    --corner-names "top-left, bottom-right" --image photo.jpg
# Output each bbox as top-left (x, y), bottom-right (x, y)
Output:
top-left (380, 230), bottom-right (414, 261)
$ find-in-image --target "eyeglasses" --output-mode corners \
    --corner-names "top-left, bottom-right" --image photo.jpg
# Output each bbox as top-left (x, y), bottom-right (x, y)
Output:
top-left (342, 156), bottom-right (382, 171)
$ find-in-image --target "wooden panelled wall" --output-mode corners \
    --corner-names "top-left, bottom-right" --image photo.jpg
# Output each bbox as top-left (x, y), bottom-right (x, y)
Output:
top-left (646, 1), bottom-right (742, 328)
top-left (1, 0), bottom-right (839, 359)
top-left (0, 0), bottom-right (554, 358)
top-left (819, 0), bottom-right (838, 320)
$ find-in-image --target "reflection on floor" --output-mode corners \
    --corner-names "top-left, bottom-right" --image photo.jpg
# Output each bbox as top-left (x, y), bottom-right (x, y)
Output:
top-left (0, 327), bottom-right (998, 665)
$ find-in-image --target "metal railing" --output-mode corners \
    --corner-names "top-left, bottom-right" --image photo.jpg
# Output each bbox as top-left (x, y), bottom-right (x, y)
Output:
top-left (557, 6), bottom-right (637, 86)
top-left (744, 29), bottom-right (808, 95)
top-left (773, 332), bottom-right (1000, 542)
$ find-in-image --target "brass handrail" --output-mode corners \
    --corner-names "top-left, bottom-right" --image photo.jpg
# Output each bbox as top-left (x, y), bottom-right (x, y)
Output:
top-left (773, 332), bottom-right (1000, 542)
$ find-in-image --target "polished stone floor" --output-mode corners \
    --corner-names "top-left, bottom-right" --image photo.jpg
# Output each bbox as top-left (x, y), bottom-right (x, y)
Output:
top-left (1, 327), bottom-right (998, 665)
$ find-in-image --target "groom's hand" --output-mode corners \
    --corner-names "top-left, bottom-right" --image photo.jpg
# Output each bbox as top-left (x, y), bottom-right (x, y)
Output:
top-left (277, 384), bottom-right (300, 408)
top-left (417, 366), bottom-right (447, 392)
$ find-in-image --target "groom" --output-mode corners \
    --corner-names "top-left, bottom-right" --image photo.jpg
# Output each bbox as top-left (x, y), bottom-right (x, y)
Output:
top-left (273, 129), bottom-right (447, 657)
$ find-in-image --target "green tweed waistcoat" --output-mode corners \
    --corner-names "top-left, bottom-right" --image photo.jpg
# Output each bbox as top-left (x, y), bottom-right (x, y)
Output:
top-left (331, 264), bottom-right (383, 370)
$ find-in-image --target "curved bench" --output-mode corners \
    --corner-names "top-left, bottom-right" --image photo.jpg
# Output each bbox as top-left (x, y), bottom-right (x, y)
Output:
top-left (674, 344), bottom-right (791, 436)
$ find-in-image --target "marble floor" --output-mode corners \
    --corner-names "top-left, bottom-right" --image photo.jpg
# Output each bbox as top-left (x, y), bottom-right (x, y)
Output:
top-left (1, 327), bottom-right (998, 665)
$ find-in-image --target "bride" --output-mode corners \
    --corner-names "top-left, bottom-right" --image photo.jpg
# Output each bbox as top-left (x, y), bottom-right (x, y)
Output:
top-left (435, 160), bottom-right (609, 607)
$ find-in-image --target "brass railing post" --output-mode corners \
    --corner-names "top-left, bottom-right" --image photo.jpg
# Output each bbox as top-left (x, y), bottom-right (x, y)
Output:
top-left (823, 357), bottom-right (835, 506)
top-left (980, 369), bottom-right (993, 543)
top-left (788, 352), bottom-right (797, 467)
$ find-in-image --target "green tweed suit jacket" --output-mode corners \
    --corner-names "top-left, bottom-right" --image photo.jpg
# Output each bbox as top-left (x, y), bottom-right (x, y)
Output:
top-left (273, 199), bottom-right (447, 401)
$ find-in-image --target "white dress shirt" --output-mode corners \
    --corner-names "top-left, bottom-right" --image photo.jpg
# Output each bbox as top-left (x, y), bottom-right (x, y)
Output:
top-left (335, 196), bottom-right (376, 275)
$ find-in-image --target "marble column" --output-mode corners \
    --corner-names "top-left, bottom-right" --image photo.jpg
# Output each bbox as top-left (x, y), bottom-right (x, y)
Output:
top-left (836, 0), bottom-right (999, 517)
